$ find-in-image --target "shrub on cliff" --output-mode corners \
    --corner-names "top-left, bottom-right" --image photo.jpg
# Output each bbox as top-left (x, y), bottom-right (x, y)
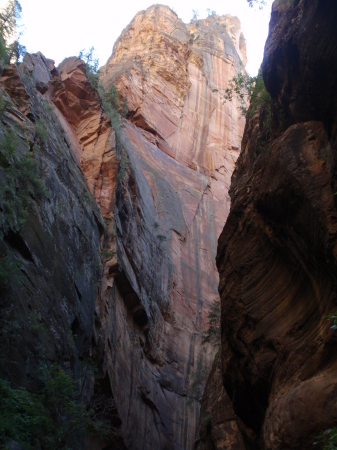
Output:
top-left (0, 364), bottom-right (110, 450)
top-left (78, 47), bottom-right (99, 88)
top-left (0, 129), bottom-right (47, 237)
top-left (223, 69), bottom-right (272, 138)
top-left (0, 0), bottom-right (26, 70)
top-left (202, 299), bottom-right (221, 348)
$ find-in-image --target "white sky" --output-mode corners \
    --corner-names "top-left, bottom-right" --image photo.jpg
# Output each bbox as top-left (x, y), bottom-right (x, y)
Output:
top-left (17, 0), bottom-right (273, 76)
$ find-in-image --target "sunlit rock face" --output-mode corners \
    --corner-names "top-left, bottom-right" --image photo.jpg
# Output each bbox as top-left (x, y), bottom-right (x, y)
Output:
top-left (96, 5), bottom-right (246, 449)
top-left (46, 56), bottom-right (118, 218)
top-left (215, 0), bottom-right (337, 448)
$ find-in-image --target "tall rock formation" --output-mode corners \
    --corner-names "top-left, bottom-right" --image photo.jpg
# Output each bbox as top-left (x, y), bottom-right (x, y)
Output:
top-left (94, 6), bottom-right (246, 449)
top-left (0, 5), bottom-right (247, 450)
top-left (212, 0), bottom-right (337, 448)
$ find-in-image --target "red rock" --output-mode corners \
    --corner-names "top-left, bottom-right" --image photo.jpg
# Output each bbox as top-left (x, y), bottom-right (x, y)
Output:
top-left (215, 1), bottom-right (337, 448)
top-left (97, 5), bottom-right (247, 448)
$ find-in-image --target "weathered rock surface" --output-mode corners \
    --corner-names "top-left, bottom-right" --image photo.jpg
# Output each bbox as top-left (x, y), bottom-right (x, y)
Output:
top-left (0, 60), bottom-right (104, 397)
top-left (96, 6), bottom-right (246, 449)
top-left (216, 0), bottom-right (337, 448)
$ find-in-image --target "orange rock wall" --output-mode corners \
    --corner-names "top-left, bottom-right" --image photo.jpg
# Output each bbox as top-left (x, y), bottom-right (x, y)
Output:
top-left (97, 6), bottom-right (246, 448)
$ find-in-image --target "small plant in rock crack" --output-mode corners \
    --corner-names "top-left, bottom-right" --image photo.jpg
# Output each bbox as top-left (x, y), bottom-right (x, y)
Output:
top-left (81, 190), bottom-right (92, 204)
top-left (35, 120), bottom-right (48, 142)
top-left (324, 311), bottom-right (337, 330)
top-left (0, 130), bottom-right (47, 235)
top-left (202, 299), bottom-right (221, 349)
top-left (0, 253), bottom-right (20, 291)
top-left (117, 151), bottom-right (129, 181)
top-left (319, 140), bottom-right (329, 160)
top-left (314, 428), bottom-right (337, 449)
top-left (156, 234), bottom-right (167, 244)
top-left (201, 414), bottom-right (212, 428)
top-left (100, 251), bottom-right (115, 259)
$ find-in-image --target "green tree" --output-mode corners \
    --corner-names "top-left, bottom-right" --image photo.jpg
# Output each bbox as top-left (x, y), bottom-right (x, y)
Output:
top-left (191, 9), bottom-right (199, 21)
top-left (78, 47), bottom-right (99, 88)
top-left (104, 85), bottom-right (120, 111)
top-left (0, 364), bottom-right (111, 450)
top-left (0, 0), bottom-right (26, 68)
top-left (223, 69), bottom-right (271, 134)
top-left (247, 0), bottom-right (267, 8)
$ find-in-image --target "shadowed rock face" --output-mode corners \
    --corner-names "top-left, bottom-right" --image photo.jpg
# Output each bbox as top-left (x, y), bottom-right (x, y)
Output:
top-left (215, 0), bottom-right (337, 448)
top-left (193, 359), bottom-right (246, 450)
top-left (0, 58), bottom-right (104, 397)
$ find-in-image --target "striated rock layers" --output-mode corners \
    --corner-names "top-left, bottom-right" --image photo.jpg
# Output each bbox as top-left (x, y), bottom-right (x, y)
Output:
top-left (214, 0), bottom-right (337, 448)
top-left (94, 6), bottom-right (246, 449)
top-left (0, 5), bottom-right (247, 450)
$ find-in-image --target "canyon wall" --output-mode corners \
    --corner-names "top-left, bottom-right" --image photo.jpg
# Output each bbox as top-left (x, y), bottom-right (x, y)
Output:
top-left (94, 7), bottom-right (246, 448)
top-left (0, 55), bottom-right (110, 443)
top-left (0, 5), bottom-right (247, 450)
top-left (206, 0), bottom-right (337, 448)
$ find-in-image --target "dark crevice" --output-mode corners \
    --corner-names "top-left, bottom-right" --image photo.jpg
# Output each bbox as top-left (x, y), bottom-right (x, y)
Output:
top-left (4, 231), bottom-right (34, 263)
top-left (128, 108), bottom-right (164, 140)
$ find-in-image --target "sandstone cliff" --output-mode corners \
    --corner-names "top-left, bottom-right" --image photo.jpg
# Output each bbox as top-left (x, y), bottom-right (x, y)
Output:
top-left (0, 5), bottom-right (247, 450)
top-left (0, 53), bottom-right (113, 443)
top-left (211, 0), bottom-right (337, 448)
top-left (94, 7), bottom-right (246, 448)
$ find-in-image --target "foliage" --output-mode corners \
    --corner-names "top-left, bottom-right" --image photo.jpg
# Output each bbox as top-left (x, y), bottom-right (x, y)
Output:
top-left (191, 9), bottom-right (199, 21)
top-left (201, 414), bottom-right (212, 428)
top-left (319, 141), bottom-right (329, 161)
top-left (35, 120), bottom-right (48, 142)
top-left (223, 69), bottom-right (272, 138)
top-left (120, 97), bottom-right (129, 118)
top-left (0, 253), bottom-right (19, 291)
top-left (104, 85), bottom-right (119, 111)
top-left (247, 0), bottom-right (267, 8)
top-left (117, 151), bottom-right (129, 181)
top-left (156, 234), bottom-right (167, 243)
top-left (314, 429), bottom-right (337, 449)
top-left (0, 0), bottom-right (26, 69)
top-left (78, 47), bottom-right (99, 88)
top-left (224, 69), bottom-right (270, 117)
top-left (0, 364), bottom-right (110, 450)
top-left (206, 8), bottom-right (216, 16)
top-left (100, 251), bottom-right (115, 259)
top-left (324, 311), bottom-right (337, 330)
top-left (99, 85), bottom-right (129, 120)
top-left (0, 378), bottom-right (51, 450)
top-left (202, 300), bottom-right (221, 348)
top-left (0, 92), bottom-right (8, 116)
top-left (0, 130), bottom-right (47, 236)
